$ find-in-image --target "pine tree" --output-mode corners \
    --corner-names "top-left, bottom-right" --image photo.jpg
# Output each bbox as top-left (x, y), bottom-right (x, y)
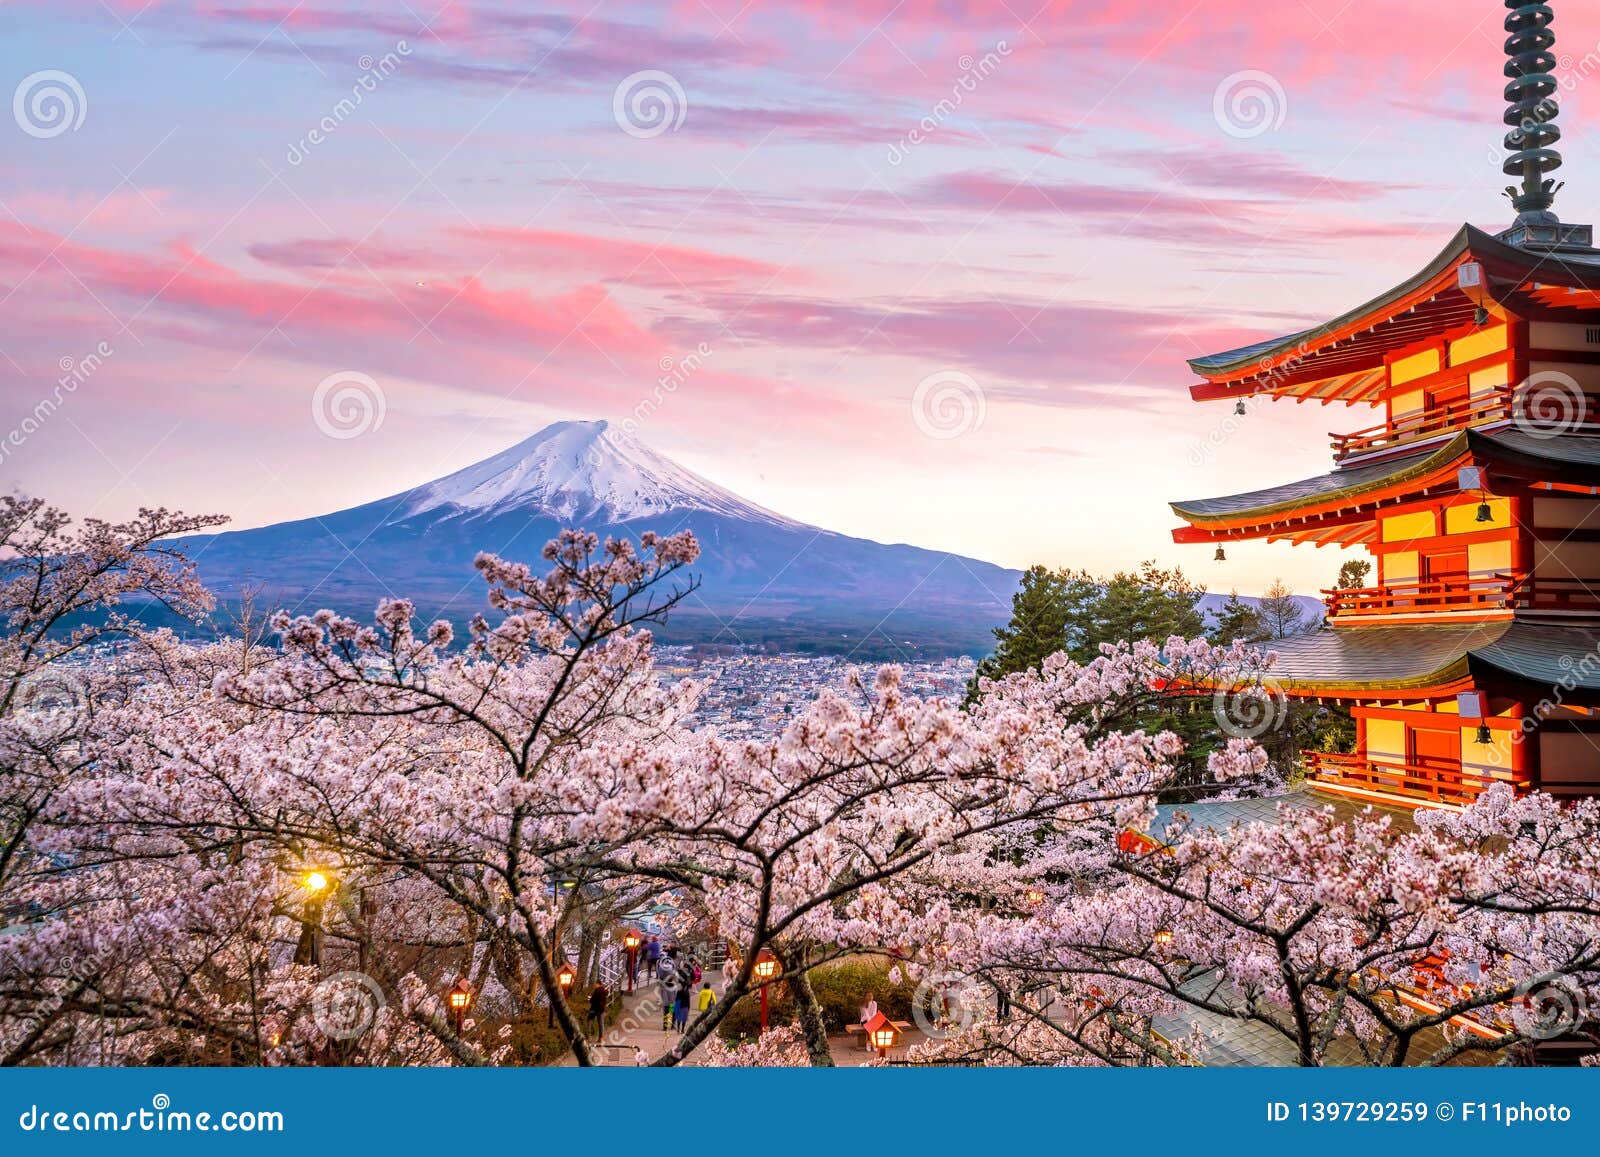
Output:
top-left (1058, 562), bottom-right (1206, 662)
top-left (1335, 558), bottom-right (1372, 590)
top-left (969, 561), bottom-right (1214, 795)
top-left (1209, 589), bottom-right (1264, 644)
top-left (969, 562), bottom-right (1205, 696)
top-left (968, 566), bottom-right (1069, 700)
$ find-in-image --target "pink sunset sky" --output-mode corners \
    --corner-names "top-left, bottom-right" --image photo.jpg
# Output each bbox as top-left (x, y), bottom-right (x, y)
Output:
top-left (5, 0), bottom-right (1600, 596)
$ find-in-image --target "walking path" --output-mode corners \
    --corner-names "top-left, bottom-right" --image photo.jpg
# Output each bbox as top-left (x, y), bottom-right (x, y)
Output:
top-left (557, 978), bottom-right (933, 1065)
top-left (558, 977), bottom-right (719, 1066)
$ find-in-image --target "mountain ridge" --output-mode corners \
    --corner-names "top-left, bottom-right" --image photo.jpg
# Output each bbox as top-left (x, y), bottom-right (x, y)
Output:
top-left (172, 421), bottom-right (1022, 657)
top-left (166, 421), bottom-right (1327, 657)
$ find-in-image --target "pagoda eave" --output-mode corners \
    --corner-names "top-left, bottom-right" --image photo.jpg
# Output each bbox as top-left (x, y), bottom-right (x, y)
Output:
top-left (1188, 225), bottom-right (1600, 402)
top-left (1256, 621), bottom-right (1600, 706)
top-left (1173, 429), bottom-right (1600, 544)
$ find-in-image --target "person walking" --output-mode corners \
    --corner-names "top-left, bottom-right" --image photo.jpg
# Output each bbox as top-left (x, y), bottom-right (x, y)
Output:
top-left (657, 955), bottom-right (677, 1031)
top-left (672, 982), bottom-right (690, 1033)
top-left (696, 980), bottom-right (718, 1017)
top-left (586, 981), bottom-right (609, 1039)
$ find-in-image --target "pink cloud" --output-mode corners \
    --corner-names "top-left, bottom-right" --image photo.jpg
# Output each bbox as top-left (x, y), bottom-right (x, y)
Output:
top-left (248, 227), bottom-right (789, 291)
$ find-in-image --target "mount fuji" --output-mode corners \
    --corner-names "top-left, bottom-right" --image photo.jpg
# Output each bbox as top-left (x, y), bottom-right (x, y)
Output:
top-left (173, 421), bottom-right (1023, 656)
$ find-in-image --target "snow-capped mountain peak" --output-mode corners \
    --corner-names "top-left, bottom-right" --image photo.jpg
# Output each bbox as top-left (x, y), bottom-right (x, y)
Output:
top-left (402, 420), bottom-right (801, 527)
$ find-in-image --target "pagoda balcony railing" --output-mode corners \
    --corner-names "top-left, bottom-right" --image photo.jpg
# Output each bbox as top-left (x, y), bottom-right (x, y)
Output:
top-left (1303, 751), bottom-right (1504, 808)
top-left (1329, 382), bottom-right (1600, 460)
top-left (1507, 575), bottom-right (1600, 613)
top-left (1322, 576), bottom-right (1515, 619)
top-left (1326, 575), bottom-right (1600, 619)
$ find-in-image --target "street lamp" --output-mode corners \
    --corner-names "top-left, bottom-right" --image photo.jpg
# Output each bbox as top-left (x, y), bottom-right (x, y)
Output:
top-left (623, 930), bottom-right (642, 992)
top-left (864, 1011), bottom-right (900, 1059)
top-left (753, 949), bottom-right (781, 1035)
top-left (447, 979), bottom-right (472, 1036)
top-left (294, 870), bottom-right (332, 966)
top-left (550, 961), bottom-right (578, 1027)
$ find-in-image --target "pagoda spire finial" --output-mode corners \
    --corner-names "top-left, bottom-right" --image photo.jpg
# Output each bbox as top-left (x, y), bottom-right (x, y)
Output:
top-left (1503, 1), bottom-right (1565, 219)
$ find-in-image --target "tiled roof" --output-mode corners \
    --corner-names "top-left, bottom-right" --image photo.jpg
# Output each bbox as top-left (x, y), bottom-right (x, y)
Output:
top-left (1260, 621), bottom-right (1600, 694)
top-left (1190, 224), bottom-right (1600, 379)
top-left (1172, 428), bottom-right (1600, 525)
top-left (1171, 443), bottom-right (1445, 521)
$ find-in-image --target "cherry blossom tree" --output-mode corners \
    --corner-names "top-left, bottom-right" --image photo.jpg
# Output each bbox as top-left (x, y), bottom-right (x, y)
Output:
top-left (0, 496), bottom-right (224, 907)
top-left (889, 791), bottom-right (1600, 1067)
top-left (8, 492), bottom-right (1596, 1071)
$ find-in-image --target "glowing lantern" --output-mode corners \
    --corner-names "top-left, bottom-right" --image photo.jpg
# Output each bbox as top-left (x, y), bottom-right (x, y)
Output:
top-left (865, 1011), bottom-right (900, 1057)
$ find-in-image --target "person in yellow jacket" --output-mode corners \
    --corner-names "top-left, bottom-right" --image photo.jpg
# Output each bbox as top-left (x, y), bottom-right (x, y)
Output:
top-left (696, 981), bottom-right (718, 1014)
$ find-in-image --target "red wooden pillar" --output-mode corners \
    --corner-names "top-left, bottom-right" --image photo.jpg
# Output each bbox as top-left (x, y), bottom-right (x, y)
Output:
top-left (1509, 495), bottom-right (1534, 582)
top-left (1508, 700), bottom-right (1532, 793)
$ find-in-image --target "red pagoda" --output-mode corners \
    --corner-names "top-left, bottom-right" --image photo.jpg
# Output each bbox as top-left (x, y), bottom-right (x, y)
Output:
top-left (1172, 0), bottom-right (1600, 810)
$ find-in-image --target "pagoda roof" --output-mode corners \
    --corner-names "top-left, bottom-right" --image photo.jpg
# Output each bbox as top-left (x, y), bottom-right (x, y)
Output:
top-left (1173, 441), bottom-right (1446, 522)
top-left (1266, 621), bottom-right (1600, 697)
top-left (1172, 428), bottom-right (1600, 542)
top-left (1189, 224), bottom-right (1600, 402)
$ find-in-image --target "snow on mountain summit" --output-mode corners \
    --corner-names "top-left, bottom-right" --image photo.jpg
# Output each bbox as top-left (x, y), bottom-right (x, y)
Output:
top-left (402, 420), bottom-right (802, 527)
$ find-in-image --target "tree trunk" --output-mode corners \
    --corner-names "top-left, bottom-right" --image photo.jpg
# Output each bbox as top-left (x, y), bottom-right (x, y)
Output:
top-left (779, 948), bottom-right (835, 1067)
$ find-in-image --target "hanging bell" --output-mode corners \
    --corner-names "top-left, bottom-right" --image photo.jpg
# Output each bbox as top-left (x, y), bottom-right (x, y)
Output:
top-left (1476, 501), bottom-right (1493, 523)
top-left (1234, 400), bottom-right (1247, 416)
top-left (1475, 723), bottom-right (1493, 745)
top-left (1214, 546), bottom-right (1226, 562)
top-left (1474, 305), bottom-right (1489, 327)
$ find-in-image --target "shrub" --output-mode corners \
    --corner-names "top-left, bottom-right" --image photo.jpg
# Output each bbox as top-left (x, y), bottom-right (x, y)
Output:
top-left (714, 956), bottom-right (917, 1040)
top-left (506, 1014), bottom-right (571, 1065)
top-left (804, 957), bottom-right (915, 1030)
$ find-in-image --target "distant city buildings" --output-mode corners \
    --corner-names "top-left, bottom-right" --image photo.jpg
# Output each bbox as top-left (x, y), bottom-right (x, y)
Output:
top-left (656, 646), bottom-right (976, 736)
